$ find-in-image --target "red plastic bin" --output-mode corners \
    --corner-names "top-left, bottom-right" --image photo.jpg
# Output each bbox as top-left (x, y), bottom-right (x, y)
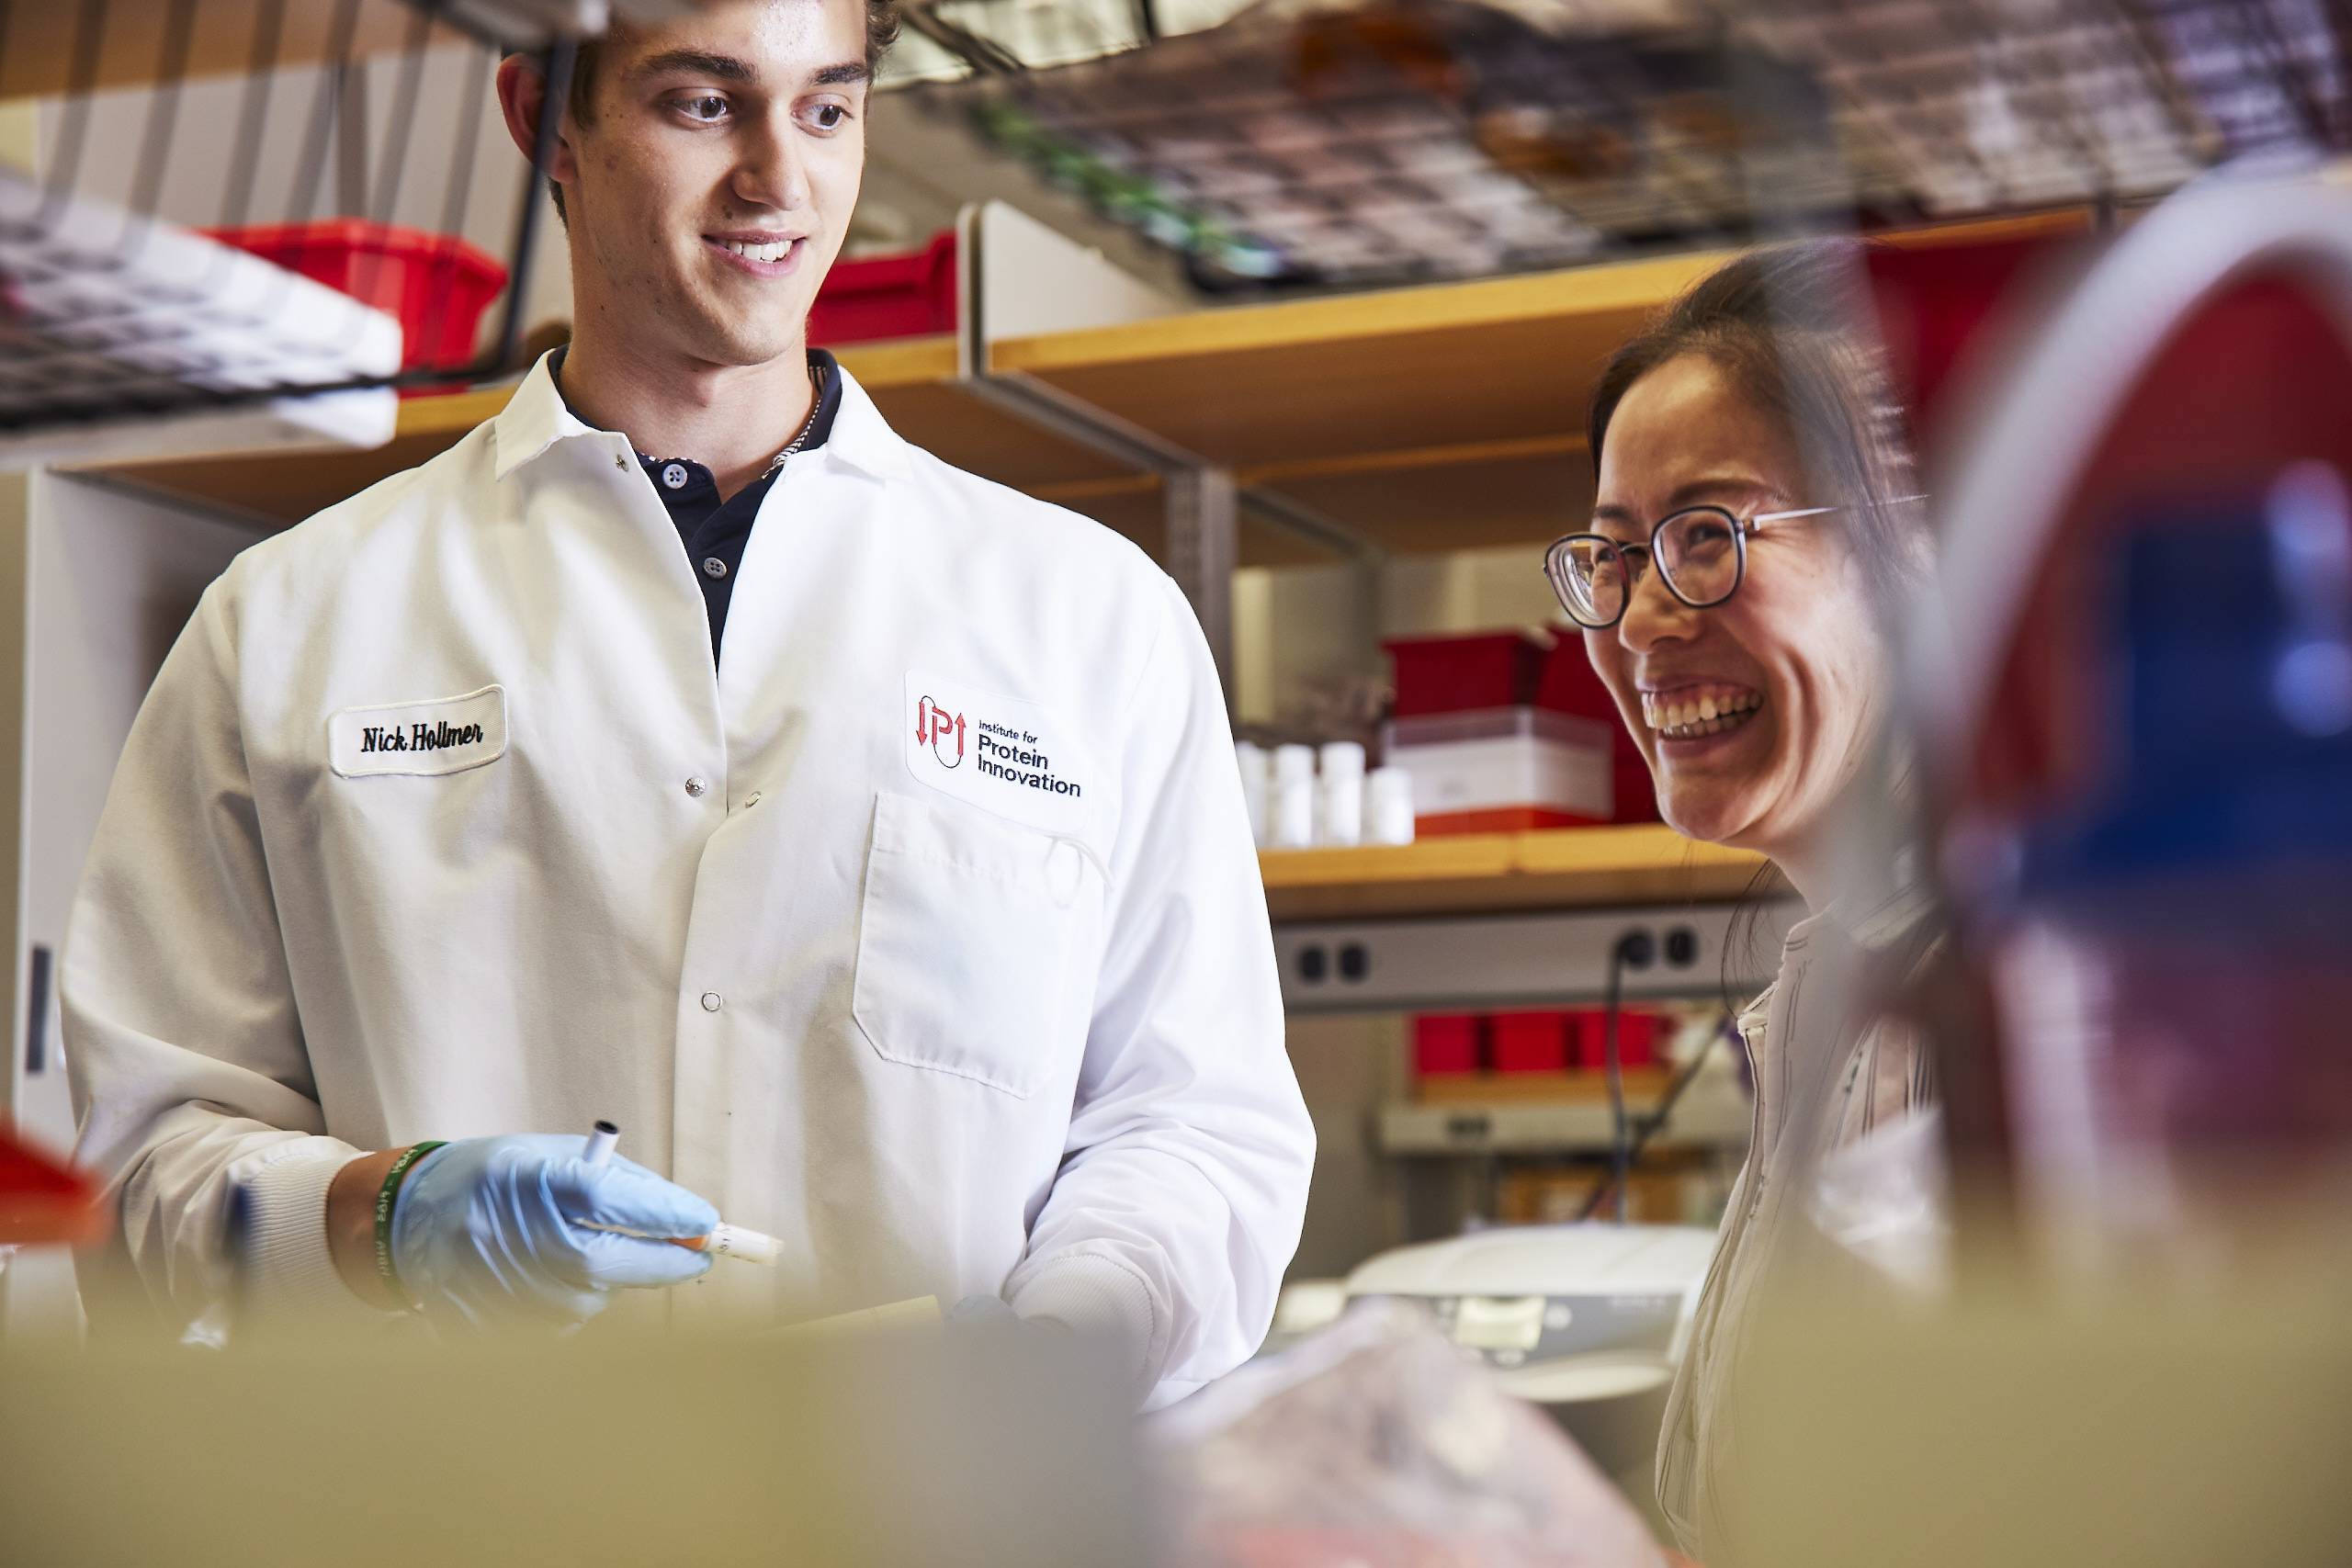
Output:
top-left (1570, 1009), bottom-right (1657, 1070)
top-left (205, 219), bottom-right (509, 380)
top-left (809, 229), bottom-right (957, 346)
top-left (1411, 1014), bottom-right (1483, 1076)
top-left (1490, 1011), bottom-right (1573, 1073)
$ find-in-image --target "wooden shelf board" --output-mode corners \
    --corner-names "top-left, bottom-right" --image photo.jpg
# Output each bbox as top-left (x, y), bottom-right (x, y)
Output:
top-left (1, 0), bottom-right (467, 99)
top-left (1417, 1068), bottom-right (1676, 1105)
top-left (1261, 823), bottom-right (1779, 921)
top-left (991, 252), bottom-right (1728, 472)
top-left (992, 252), bottom-right (1728, 374)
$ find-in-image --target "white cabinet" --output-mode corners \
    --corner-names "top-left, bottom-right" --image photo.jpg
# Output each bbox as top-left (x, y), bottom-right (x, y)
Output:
top-left (1, 472), bottom-right (265, 1338)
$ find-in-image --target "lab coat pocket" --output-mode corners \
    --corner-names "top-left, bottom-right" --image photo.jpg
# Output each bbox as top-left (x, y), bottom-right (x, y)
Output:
top-left (852, 792), bottom-right (1097, 1100)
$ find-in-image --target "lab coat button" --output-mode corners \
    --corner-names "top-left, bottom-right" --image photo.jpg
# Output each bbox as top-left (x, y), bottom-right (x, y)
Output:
top-left (700, 992), bottom-right (722, 1012)
top-left (684, 777), bottom-right (707, 797)
top-left (743, 792), bottom-right (761, 807)
top-left (702, 556), bottom-right (728, 580)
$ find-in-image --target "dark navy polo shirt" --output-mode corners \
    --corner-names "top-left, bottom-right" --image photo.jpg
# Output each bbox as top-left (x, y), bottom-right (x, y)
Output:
top-left (552, 346), bottom-right (842, 664)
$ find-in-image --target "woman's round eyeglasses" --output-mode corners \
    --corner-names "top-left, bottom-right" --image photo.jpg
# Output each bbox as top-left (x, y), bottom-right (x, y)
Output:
top-left (1544, 500), bottom-right (1920, 630)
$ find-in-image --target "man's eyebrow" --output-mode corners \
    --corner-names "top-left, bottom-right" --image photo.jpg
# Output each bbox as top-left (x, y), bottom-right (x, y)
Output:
top-left (813, 62), bottom-right (871, 85)
top-left (631, 49), bottom-right (756, 83)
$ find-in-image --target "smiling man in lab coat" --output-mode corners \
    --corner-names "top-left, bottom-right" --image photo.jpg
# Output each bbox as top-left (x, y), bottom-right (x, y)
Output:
top-left (62, 0), bottom-right (1312, 1406)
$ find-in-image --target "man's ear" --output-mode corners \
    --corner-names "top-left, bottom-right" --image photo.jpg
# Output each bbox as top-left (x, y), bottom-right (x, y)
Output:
top-left (494, 53), bottom-right (579, 186)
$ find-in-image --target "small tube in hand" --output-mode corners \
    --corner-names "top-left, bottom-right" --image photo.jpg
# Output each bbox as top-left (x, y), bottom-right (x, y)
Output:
top-left (692, 1224), bottom-right (783, 1267)
top-left (573, 1122), bottom-right (780, 1267)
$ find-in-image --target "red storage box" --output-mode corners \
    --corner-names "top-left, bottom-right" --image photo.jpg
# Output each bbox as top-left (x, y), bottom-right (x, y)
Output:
top-left (1490, 1010), bottom-right (1573, 1073)
top-left (808, 229), bottom-right (957, 346)
top-left (1538, 632), bottom-right (1660, 823)
top-left (205, 219), bottom-right (508, 378)
top-left (1534, 634), bottom-right (1616, 719)
top-left (1571, 1009), bottom-right (1657, 1070)
top-left (1385, 630), bottom-right (1552, 717)
top-left (1412, 1013), bottom-right (1483, 1076)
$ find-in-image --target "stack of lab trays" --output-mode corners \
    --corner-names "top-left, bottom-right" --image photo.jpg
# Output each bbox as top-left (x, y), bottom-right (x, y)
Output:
top-left (1236, 740), bottom-right (1414, 850)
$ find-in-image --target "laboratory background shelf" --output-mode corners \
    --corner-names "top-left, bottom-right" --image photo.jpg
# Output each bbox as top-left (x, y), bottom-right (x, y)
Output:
top-left (1261, 824), bottom-right (1775, 922)
top-left (84, 207), bottom-right (2095, 563)
top-left (1378, 1074), bottom-right (1755, 1155)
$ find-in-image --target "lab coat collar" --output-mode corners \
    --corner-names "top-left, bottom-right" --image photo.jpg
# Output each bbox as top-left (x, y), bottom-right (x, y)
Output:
top-left (491, 352), bottom-right (599, 480)
top-left (820, 367), bottom-right (915, 484)
top-left (490, 350), bottom-right (913, 485)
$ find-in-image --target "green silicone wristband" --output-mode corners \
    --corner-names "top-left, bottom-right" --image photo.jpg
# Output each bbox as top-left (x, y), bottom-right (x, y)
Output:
top-left (372, 1142), bottom-right (447, 1311)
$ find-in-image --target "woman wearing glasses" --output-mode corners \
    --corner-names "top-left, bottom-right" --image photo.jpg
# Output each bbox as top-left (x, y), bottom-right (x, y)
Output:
top-left (1546, 242), bottom-right (1940, 1559)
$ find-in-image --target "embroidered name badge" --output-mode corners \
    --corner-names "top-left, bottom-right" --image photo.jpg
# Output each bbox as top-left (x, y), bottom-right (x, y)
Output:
top-left (904, 670), bottom-right (1092, 833)
top-left (328, 685), bottom-right (508, 779)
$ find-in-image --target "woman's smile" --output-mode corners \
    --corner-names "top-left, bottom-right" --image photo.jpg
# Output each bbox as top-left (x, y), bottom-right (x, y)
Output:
top-left (1640, 682), bottom-right (1764, 742)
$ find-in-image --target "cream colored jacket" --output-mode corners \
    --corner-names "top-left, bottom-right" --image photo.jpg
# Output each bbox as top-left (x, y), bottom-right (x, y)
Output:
top-left (1656, 887), bottom-right (1948, 1552)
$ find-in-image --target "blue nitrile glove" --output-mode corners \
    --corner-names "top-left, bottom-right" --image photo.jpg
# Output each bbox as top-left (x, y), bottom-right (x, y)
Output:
top-left (389, 1134), bottom-right (719, 1332)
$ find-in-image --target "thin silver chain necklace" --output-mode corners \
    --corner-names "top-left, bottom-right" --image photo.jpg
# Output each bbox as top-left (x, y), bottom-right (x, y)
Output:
top-left (759, 362), bottom-right (828, 479)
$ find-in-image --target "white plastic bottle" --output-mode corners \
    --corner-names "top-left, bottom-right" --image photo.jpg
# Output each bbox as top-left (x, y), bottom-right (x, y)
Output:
top-left (1318, 740), bottom-right (1366, 846)
top-left (1366, 765), bottom-right (1416, 845)
top-left (1272, 744), bottom-right (1318, 850)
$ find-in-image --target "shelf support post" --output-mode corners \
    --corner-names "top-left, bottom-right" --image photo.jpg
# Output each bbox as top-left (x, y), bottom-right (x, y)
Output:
top-left (1164, 465), bottom-right (1237, 698)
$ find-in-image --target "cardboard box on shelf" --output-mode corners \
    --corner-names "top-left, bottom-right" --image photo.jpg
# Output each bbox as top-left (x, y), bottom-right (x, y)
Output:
top-left (1496, 1152), bottom-right (1720, 1227)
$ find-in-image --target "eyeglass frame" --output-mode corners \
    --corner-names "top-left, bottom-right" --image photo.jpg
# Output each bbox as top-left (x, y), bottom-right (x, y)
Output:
top-left (1543, 497), bottom-right (1928, 630)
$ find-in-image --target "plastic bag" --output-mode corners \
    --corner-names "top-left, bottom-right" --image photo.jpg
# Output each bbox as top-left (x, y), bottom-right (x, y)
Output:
top-left (1148, 1298), bottom-right (1667, 1568)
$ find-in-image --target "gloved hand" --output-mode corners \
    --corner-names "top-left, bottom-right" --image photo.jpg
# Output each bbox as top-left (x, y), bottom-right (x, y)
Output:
top-left (390, 1134), bottom-right (719, 1332)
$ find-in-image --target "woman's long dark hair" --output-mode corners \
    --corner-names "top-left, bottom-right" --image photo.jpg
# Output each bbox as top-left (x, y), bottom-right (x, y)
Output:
top-left (1588, 239), bottom-right (1931, 633)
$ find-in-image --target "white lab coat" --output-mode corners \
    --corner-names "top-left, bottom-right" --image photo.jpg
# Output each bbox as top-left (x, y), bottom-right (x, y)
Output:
top-left (62, 357), bottom-right (1314, 1404)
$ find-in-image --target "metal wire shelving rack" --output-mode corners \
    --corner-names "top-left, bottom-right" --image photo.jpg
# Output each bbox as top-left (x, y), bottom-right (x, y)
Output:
top-left (0, 0), bottom-right (596, 460)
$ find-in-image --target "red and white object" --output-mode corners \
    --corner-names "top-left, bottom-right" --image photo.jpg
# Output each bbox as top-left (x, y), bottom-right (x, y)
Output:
top-left (1382, 706), bottom-right (1614, 836)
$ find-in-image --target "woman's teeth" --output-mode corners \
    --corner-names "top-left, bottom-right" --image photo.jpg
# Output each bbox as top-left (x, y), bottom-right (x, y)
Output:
top-left (723, 238), bottom-right (793, 264)
top-left (1642, 685), bottom-right (1762, 740)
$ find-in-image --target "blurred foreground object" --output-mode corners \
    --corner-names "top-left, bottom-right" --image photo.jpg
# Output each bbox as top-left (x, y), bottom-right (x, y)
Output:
top-left (0, 165), bottom-right (401, 468)
top-left (927, 0), bottom-right (2350, 290)
top-left (1728, 1278), bottom-right (2352, 1566)
top-left (1913, 166), bottom-right (2352, 1274)
top-left (0, 0), bottom-right (587, 464)
top-left (1149, 1297), bottom-right (1667, 1568)
top-left (0, 1320), bottom-right (1142, 1567)
top-left (0, 1125), bottom-right (106, 1247)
